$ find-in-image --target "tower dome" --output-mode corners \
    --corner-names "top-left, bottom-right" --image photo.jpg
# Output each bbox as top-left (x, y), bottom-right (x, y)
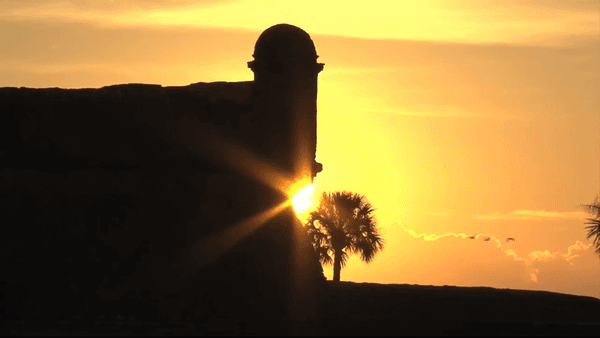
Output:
top-left (249, 24), bottom-right (320, 71)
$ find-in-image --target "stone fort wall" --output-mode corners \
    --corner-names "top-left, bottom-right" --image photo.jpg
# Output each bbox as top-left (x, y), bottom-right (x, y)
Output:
top-left (0, 24), bottom-right (325, 330)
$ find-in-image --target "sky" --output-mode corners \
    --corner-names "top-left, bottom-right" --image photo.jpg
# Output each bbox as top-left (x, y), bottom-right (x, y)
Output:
top-left (1, 0), bottom-right (599, 299)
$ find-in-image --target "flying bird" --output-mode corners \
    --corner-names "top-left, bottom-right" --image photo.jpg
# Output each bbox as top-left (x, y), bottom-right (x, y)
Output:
top-left (506, 238), bottom-right (515, 242)
top-left (468, 234), bottom-right (478, 239)
top-left (484, 237), bottom-right (491, 241)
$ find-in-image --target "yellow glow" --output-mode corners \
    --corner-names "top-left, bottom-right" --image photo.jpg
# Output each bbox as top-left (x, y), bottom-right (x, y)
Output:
top-left (286, 179), bottom-right (318, 222)
top-left (292, 184), bottom-right (315, 213)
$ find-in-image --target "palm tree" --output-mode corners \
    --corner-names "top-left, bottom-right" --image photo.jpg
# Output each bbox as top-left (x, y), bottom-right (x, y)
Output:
top-left (582, 196), bottom-right (600, 256)
top-left (304, 191), bottom-right (384, 282)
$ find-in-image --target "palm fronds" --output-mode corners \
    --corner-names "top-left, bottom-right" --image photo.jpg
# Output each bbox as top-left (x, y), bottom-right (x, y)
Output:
top-left (581, 197), bottom-right (600, 256)
top-left (303, 190), bottom-right (384, 280)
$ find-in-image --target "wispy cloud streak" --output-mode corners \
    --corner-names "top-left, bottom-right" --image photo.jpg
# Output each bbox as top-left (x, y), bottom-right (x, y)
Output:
top-left (477, 210), bottom-right (589, 221)
top-left (400, 224), bottom-right (501, 247)
top-left (1, 0), bottom-right (596, 44)
top-left (398, 222), bottom-right (593, 282)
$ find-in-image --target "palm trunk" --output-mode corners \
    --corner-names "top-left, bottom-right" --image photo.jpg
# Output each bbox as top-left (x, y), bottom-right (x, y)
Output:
top-left (333, 249), bottom-right (342, 282)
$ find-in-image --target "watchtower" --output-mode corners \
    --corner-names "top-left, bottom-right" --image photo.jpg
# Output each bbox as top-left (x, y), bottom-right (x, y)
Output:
top-left (248, 24), bottom-right (324, 181)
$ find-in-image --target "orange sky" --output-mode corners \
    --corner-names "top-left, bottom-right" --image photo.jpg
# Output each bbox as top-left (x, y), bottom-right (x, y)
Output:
top-left (2, 0), bottom-right (599, 299)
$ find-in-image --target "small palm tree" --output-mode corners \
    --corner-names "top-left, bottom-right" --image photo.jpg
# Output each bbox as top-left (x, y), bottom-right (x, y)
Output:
top-left (304, 191), bottom-right (384, 282)
top-left (582, 196), bottom-right (600, 256)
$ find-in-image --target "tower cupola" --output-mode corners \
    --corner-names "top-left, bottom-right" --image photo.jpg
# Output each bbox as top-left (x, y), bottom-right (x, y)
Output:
top-left (248, 24), bottom-right (323, 73)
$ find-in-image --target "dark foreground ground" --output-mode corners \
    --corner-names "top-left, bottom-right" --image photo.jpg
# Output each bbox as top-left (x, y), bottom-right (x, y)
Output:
top-left (5, 281), bottom-right (600, 336)
top-left (317, 282), bottom-right (600, 336)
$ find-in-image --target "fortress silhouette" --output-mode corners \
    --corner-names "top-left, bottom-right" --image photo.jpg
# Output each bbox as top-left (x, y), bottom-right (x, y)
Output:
top-left (1, 24), bottom-right (326, 333)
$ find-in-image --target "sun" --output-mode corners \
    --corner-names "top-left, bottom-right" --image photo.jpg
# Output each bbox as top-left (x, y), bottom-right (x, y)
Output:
top-left (286, 179), bottom-right (318, 221)
top-left (292, 184), bottom-right (315, 213)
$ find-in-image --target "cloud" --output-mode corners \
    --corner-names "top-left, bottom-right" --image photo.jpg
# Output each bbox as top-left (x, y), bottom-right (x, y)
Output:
top-left (0, 1), bottom-right (234, 29)
top-left (1, 0), bottom-right (597, 45)
top-left (488, 0), bottom-right (600, 13)
top-left (529, 268), bottom-right (539, 283)
top-left (367, 109), bottom-right (486, 119)
top-left (0, 1), bottom-right (227, 12)
top-left (398, 222), bottom-right (503, 247)
top-left (505, 241), bottom-right (593, 282)
top-left (397, 222), bottom-right (594, 283)
top-left (477, 210), bottom-right (589, 221)
top-left (502, 241), bottom-right (591, 267)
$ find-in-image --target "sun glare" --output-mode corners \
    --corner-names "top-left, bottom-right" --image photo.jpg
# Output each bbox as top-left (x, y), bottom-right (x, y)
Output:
top-left (292, 184), bottom-right (315, 213)
top-left (287, 179), bottom-right (317, 222)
